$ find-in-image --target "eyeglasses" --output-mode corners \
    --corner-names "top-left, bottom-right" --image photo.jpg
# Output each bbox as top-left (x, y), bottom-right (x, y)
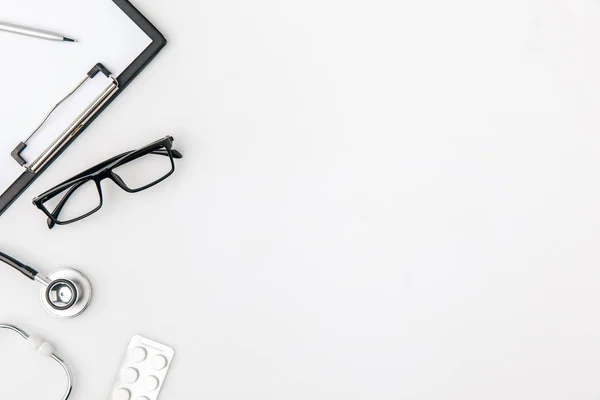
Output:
top-left (33, 136), bottom-right (182, 229)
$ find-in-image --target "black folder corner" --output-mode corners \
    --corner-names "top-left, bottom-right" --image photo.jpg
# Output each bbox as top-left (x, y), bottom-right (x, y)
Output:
top-left (0, 0), bottom-right (167, 217)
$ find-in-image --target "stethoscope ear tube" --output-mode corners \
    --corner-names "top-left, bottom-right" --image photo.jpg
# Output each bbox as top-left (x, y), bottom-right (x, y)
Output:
top-left (0, 324), bottom-right (73, 400)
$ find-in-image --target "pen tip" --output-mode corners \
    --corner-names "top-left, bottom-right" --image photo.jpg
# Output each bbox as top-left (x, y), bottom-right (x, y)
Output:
top-left (63, 37), bottom-right (76, 43)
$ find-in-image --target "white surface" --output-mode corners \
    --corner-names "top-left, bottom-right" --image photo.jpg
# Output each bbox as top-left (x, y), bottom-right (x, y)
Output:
top-left (0, 0), bottom-right (150, 190)
top-left (1, 0), bottom-right (600, 398)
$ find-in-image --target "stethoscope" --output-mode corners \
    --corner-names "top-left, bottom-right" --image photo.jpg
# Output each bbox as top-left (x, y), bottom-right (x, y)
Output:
top-left (0, 251), bottom-right (92, 319)
top-left (0, 251), bottom-right (90, 400)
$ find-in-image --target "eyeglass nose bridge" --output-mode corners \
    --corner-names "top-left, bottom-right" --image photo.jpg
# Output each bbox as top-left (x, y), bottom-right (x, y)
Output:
top-left (109, 171), bottom-right (130, 191)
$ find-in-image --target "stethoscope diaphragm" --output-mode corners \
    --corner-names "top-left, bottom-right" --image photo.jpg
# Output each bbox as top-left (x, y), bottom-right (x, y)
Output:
top-left (39, 269), bottom-right (92, 319)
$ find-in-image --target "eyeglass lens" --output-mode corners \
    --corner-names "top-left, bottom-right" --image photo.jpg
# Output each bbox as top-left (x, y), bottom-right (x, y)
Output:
top-left (111, 147), bottom-right (174, 191)
top-left (42, 179), bottom-right (101, 223)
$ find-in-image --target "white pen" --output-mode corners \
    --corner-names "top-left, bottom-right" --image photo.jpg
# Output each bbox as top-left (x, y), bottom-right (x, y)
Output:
top-left (0, 21), bottom-right (76, 42)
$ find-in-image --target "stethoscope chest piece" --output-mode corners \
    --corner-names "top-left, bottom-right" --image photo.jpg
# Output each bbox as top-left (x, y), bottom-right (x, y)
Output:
top-left (40, 269), bottom-right (92, 319)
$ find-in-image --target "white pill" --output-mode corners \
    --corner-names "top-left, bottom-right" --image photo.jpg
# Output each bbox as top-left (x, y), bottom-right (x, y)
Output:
top-left (138, 397), bottom-right (150, 400)
top-left (144, 375), bottom-right (160, 391)
top-left (151, 355), bottom-right (168, 370)
top-left (122, 367), bottom-right (139, 383)
top-left (130, 347), bottom-right (147, 363)
top-left (113, 388), bottom-right (130, 400)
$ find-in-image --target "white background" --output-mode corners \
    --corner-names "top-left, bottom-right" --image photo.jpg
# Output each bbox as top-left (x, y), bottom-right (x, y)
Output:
top-left (1, 0), bottom-right (600, 399)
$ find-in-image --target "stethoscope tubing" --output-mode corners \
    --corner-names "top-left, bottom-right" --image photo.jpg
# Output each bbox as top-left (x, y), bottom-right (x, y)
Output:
top-left (0, 251), bottom-right (39, 280)
top-left (0, 324), bottom-right (73, 400)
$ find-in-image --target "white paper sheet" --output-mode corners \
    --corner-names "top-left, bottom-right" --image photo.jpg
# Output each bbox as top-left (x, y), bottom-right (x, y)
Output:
top-left (0, 0), bottom-right (151, 192)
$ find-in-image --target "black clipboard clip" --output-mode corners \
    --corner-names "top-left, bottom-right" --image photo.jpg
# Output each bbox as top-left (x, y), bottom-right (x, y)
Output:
top-left (11, 63), bottom-right (118, 169)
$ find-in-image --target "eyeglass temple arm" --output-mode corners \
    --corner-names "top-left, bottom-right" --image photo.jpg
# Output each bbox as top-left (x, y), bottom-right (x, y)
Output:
top-left (36, 151), bottom-right (133, 201)
top-left (102, 149), bottom-right (181, 174)
top-left (46, 148), bottom-right (181, 193)
top-left (150, 149), bottom-right (182, 158)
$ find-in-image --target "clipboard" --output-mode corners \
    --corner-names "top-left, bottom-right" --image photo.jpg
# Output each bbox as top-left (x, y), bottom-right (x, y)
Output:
top-left (0, 0), bottom-right (167, 217)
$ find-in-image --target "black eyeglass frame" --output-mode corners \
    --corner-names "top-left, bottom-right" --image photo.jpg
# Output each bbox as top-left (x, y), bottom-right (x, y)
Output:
top-left (32, 136), bottom-right (181, 227)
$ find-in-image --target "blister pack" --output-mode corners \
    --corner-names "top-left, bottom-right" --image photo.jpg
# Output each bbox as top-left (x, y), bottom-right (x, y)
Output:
top-left (109, 335), bottom-right (175, 400)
